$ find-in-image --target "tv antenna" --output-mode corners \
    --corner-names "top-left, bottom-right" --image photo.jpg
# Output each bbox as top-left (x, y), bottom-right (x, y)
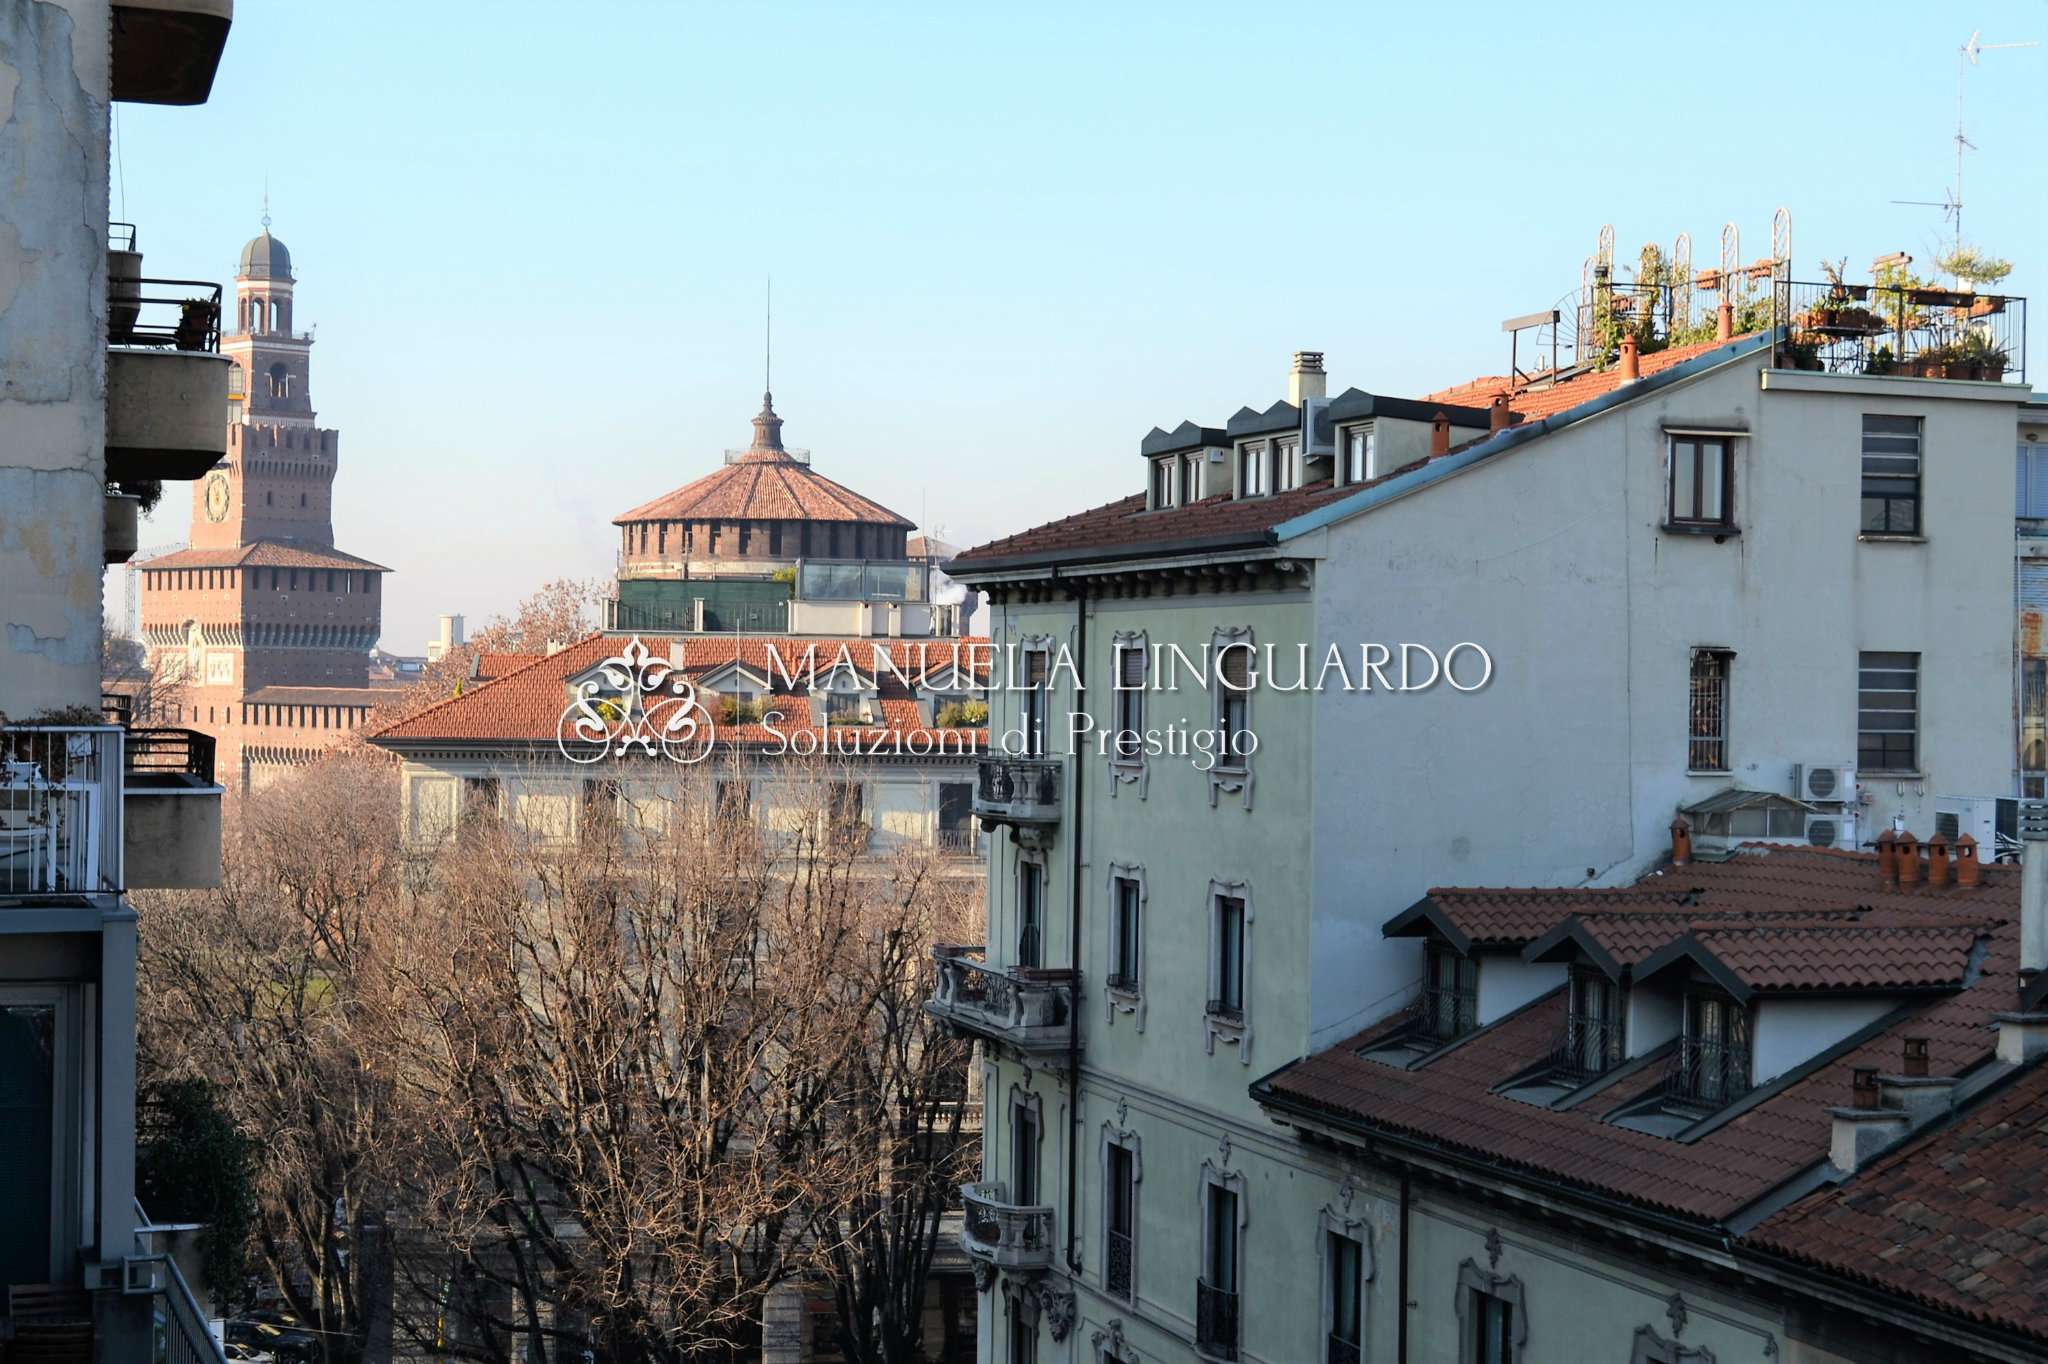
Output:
top-left (1892, 30), bottom-right (2036, 272)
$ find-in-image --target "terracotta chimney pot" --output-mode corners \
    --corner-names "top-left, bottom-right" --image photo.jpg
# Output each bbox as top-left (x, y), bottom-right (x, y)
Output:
top-left (1619, 333), bottom-right (1641, 381)
top-left (1927, 832), bottom-right (1952, 889)
top-left (1896, 830), bottom-right (1921, 886)
top-left (1429, 411), bottom-right (1451, 458)
top-left (1489, 394), bottom-right (1512, 432)
top-left (1956, 833), bottom-right (1982, 887)
top-left (1876, 828), bottom-right (1898, 885)
top-left (1670, 816), bottom-right (1692, 867)
top-left (1902, 1036), bottom-right (1930, 1078)
top-left (1716, 301), bottom-right (1735, 342)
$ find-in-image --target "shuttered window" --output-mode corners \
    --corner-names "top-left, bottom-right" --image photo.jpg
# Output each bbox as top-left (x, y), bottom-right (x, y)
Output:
top-left (1217, 645), bottom-right (1251, 766)
top-left (1858, 651), bottom-right (1919, 773)
top-left (1114, 646), bottom-right (1145, 761)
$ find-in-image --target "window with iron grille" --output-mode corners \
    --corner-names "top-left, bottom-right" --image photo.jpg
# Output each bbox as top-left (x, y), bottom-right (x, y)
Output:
top-left (1198, 1183), bottom-right (1241, 1358)
top-left (1209, 895), bottom-right (1246, 1019)
top-left (1687, 649), bottom-right (1732, 771)
top-left (1114, 645), bottom-right (1145, 762)
top-left (1558, 968), bottom-right (1624, 1080)
top-left (1858, 650), bottom-right (1919, 773)
top-left (1017, 860), bottom-right (1044, 969)
top-left (1667, 436), bottom-right (1732, 527)
top-left (1105, 1142), bottom-right (1136, 1299)
top-left (1422, 942), bottom-right (1478, 1041)
top-left (1861, 414), bottom-right (1922, 534)
top-left (1670, 989), bottom-right (1750, 1108)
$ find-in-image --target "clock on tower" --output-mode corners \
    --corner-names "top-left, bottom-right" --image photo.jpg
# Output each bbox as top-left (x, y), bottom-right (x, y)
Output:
top-left (203, 471), bottom-right (230, 522)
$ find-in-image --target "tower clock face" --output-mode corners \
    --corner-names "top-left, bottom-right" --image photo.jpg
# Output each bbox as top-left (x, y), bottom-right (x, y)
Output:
top-left (204, 471), bottom-right (230, 522)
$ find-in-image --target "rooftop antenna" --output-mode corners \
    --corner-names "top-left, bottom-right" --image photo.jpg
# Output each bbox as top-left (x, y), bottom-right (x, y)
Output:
top-left (764, 276), bottom-right (773, 396)
top-left (1892, 30), bottom-right (2036, 273)
top-left (261, 176), bottom-right (271, 232)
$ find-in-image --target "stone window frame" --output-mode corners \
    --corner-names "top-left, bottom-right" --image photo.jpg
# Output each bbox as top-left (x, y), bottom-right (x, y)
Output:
top-left (1107, 628), bottom-right (1150, 798)
top-left (1097, 1119), bottom-right (1143, 1306)
top-left (1204, 877), bottom-right (1253, 1061)
top-left (1207, 625), bottom-right (1255, 809)
top-left (1317, 1201), bottom-right (1375, 1364)
top-left (1007, 1084), bottom-right (1046, 1208)
top-left (1014, 844), bottom-right (1051, 971)
top-left (1015, 632), bottom-right (1057, 758)
top-left (1631, 1325), bottom-right (1717, 1364)
top-left (1104, 862), bottom-right (1147, 1029)
top-left (1455, 1258), bottom-right (1528, 1363)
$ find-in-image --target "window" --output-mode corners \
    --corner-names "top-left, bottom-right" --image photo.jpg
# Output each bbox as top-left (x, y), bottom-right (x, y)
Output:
top-left (1561, 967), bottom-right (1624, 1080)
top-left (459, 776), bottom-right (500, 836)
top-left (1011, 1101), bottom-right (1040, 1206)
top-left (1861, 414), bottom-right (1922, 534)
top-left (1017, 860), bottom-right (1043, 968)
top-left (1326, 1232), bottom-right (1364, 1364)
top-left (1468, 1289), bottom-right (1516, 1364)
top-left (716, 777), bottom-right (751, 822)
top-left (1239, 441), bottom-right (1269, 497)
top-left (937, 781), bottom-right (976, 853)
top-left (1182, 451), bottom-right (1203, 503)
top-left (1687, 648), bottom-right (1731, 771)
top-left (1113, 644), bottom-right (1145, 762)
top-left (1422, 942), bottom-right (1478, 1040)
top-left (1105, 1142), bottom-right (1136, 1299)
top-left (1667, 436), bottom-right (1733, 527)
top-left (1197, 1182), bottom-right (1241, 1358)
top-left (1006, 1300), bottom-right (1036, 1364)
top-left (826, 690), bottom-right (864, 724)
top-left (1152, 457), bottom-right (1174, 509)
top-left (1276, 436), bottom-right (1301, 492)
top-left (1674, 989), bottom-right (1750, 1107)
top-left (580, 777), bottom-right (620, 831)
top-left (1210, 896), bottom-right (1245, 1020)
top-left (1858, 650), bottom-right (1920, 772)
top-left (1109, 876), bottom-right (1141, 990)
top-left (1215, 644), bottom-right (1251, 770)
top-left (827, 780), bottom-right (865, 844)
top-left (2017, 441), bottom-right (2048, 517)
top-left (1022, 648), bottom-right (1048, 757)
top-left (1344, 425), bottom-right (1374, 485)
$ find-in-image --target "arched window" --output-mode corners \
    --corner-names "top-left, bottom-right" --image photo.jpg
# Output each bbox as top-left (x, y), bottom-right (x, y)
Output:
top-left (269, 363), bottom-right (288, 398)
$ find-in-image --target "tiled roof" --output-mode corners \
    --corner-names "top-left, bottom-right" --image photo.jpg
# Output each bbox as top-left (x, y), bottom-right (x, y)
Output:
top-left (140, 541), bottom-right (391, 572)
top-left (1750, 1062), bottom-right (2048, 1346)
top-left (950, 334), bottom-right (1762, 571)
top-left (1258, 847), bottom-right (2024, 1225)
top-left (369, 633), bottom-right (989, 752)
top-left (1396, 886), bottom-right (1700, 949)
top-left (1680, 920), bottom-right (1987, 992)
top-left (613, 454), bottom-right (914, 528)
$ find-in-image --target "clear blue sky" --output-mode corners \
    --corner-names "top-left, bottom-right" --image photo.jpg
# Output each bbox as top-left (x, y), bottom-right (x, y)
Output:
top-left (111, 1), bottom-right (2048, 651)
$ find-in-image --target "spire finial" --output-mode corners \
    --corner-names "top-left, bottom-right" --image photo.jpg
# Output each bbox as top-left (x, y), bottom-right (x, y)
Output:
top-left (764, 275), bottom-right (773, 400)
top-left (261, 176), bottom-right (271, 232)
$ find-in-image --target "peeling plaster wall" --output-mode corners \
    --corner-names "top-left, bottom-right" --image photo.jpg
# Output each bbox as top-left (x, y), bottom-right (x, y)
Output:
top-left (0, 0), bottom-right (111, 714)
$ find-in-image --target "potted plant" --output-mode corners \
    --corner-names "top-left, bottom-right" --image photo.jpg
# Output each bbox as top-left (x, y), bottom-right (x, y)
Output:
top-left (1798, 259), bottom-right (1882, 335)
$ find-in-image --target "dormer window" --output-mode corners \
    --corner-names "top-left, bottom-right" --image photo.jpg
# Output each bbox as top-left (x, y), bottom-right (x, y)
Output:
top-left (1276, 436), bottom-right (1301, 492)
top-left (1181, 451), bottom-right (1202, 503)
top-left (1669, 988), bottom-right (1749, 1108)
top-left (1238, 441), bottom-right (1269, 498)
top-left (1152, 457), bottom-right (1175, 509)
top-left (1342, 425), bottom-right (1375, 485)
top-left (1558, 967), bottom-right (1624, 1081)
top-left (1422, 942), bottom-right (1478, 1041)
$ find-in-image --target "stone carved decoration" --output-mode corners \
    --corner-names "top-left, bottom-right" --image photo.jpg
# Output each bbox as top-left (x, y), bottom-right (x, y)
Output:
top-left (1217, 1132), bottom-right (1232, 1167)
top-left (1667, 1292), bottom-right (1688, 1338)
top-left (1034, 1283), bottom-right (1076, 1342)
top-left (1485, 1227), bottom-right (1504, 1270)
top-left (1116, 1094), bottom-right (1130, 1128)
top-left (1090, 1318), bottom-right (1130, 1363)
top-left (972, 1261), bottom-right (996, 1294)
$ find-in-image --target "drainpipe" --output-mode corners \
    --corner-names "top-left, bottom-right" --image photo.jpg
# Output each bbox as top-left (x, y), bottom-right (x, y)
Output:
top-left (1397, 1169), bottom-right (1411, 1364)
top-left (1063, 570), bottom-right (1088, 1273)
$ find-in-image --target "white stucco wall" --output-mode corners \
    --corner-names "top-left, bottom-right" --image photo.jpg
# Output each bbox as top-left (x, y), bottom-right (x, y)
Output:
top-left (1475, 954), bottom-right (1565, 1025)
top-left (1751, 994), bottom-right (1895, 1085)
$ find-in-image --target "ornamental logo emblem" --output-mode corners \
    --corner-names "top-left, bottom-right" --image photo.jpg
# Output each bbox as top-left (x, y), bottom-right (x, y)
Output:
top-left (557, 636), bottom-right (715, 765)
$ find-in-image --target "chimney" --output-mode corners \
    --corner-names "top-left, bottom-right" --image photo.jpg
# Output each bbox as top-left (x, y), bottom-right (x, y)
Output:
top-left (1489, 394), bottom-right (1512, 432)
top-left (1830, 1067), bottom-right (1909, 1173)
top-left (1716, 301), bottom-right (1735, 342)
top-left (1995, 1010), bottom-right (2048, 1064)
top-left (1876, 827), bottom-right (1899, 887)
top-left (1670, 816), bottom-right (1692, 867)
top-left (1956, 833), bottom-right (1982, 887)
top-left (1289, 351), bottom-right (1327, 405)
top-left (1618, 333), bottom-right (1641, 381)
top-left (1429, 411), bottom-right (1451, 458)
top-left (1895, 829), bottom-right (1921, 887)
top-left (2022, 802), bottom-right (2048, 980)
top-left (1926, 832), bottom-right (1951, 889)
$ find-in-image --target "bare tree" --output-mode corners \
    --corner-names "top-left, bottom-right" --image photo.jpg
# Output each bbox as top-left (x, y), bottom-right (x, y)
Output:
top-left (137, 751), bottom-right (403, 1364)
top-left (102, 617), bottom-right (187, 724)
top-left (373, 577), bottom-right (604, 727)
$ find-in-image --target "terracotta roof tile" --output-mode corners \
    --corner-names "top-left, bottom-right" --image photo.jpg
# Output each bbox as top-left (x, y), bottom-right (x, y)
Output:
top-left (369, 633), bottom-right (989, 753)
top-left (140, 541), bottom-right (391, 572)
top-left (614, 454), bottom-right (913, 528)
top-left (1261, 847), bottom-right (2023, 1226)
top-left (1686, 920), bottom-right (1987, 992)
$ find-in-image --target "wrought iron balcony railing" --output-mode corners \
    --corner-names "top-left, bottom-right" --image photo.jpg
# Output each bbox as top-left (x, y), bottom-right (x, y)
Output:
top-left (1661, 1032), bottom-right (1752, 1110)
top-left (1, 726), bottom-right (123, 898)
top-left (1327, 1332), bottom-right (1363, 1364)
top-left (1772, 278), bottom-right (2027, 383)
top-left (108, 278), bottom-right (222, 352)
top-left (926, 945), bottom-right (1076, 1054)
top-left (959, 1181), bottom-right (1054, 1270)
top-left (1104, 1228), bottom-right (1134, 1298)
top-left (1544, 1013), bottom-right (1625, 1085)
top-left (125, 727), bottom-right (216, 786)
top-left (1414, 983), bottom-right (1477, 1042)
top-left (1195, 1278), bottom-right (1240, 1360)
top-left (973, 755), bottom-right (1062, 829)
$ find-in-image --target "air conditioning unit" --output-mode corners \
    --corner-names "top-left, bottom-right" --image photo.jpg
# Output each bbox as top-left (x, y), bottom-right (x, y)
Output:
top-left (1934, 795), bottom-right (2020, 861)
top-left (1804, 810), bottom-right (1857, 850)
top-left (1792, 762), bottom-right (1855, 804)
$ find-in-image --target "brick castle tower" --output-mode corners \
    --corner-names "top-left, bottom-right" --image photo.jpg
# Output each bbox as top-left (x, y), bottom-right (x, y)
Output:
top-left (138, 222), bottom-right (391, 792)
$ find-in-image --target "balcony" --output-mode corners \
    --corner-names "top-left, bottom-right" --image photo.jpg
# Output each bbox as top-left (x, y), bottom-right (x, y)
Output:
top-left (926, 945), bottom-right (1076, 1055)
top-left (1195, 1278), bottom-right (1241, 1361)
top-left (1, 726), bottom-right (122, 900)
top-left (106, 267), bottom-right (232, 483)
top-left (123, 729), bottom-right (223, 890)
top-left (959, 1181), bottom-right (1054, 1271)
top-left (112, 0), bottom-right (233, 105)
top-left (973, 755), bottom-right (1062, 832)
top-left (1771, 278), bottom-right (2027, 384)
